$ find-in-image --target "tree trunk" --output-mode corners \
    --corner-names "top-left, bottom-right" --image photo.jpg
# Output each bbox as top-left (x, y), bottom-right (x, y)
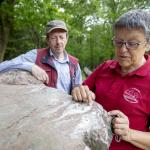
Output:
top-left (0, 20), bottom-right (10, 61)
top-left (0, 0), bottom-right (15, 61)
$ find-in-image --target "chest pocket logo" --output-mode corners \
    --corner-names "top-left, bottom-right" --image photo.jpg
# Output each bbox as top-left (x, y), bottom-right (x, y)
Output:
top-left (123, 88), bottom-right (141, 103)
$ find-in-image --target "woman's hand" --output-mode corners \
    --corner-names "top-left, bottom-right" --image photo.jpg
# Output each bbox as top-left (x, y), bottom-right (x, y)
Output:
top-left (109, 110), bottom-right (131, 142)
top-left (71, 85), bottom-right (95, 103)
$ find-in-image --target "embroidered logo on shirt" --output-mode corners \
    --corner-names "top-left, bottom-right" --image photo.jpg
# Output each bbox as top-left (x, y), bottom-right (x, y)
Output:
top-left (123, 88), bottom-right (141, 103)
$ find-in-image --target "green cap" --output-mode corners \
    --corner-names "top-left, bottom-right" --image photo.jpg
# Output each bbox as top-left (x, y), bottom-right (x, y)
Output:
top-left (46, 20), bottom-right (68, 33)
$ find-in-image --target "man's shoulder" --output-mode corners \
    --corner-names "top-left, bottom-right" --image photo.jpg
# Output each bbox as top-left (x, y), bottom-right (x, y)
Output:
top-left (37, 48), bottom-right (47, 52)
top-left (36, 48), bottom-right (48, 55)
top-left (68, 54), bottom-right (79, 65)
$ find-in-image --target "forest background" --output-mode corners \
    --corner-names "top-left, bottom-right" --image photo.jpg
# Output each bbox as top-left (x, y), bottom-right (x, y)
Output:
top-left (0, 0), bottom-right (150, 72)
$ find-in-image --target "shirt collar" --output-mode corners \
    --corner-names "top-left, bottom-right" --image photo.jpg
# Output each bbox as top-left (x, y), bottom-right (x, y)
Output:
top-left (49, 49), bottom-right (69, 63)
top-left (131, 54), bottom-right (150, 76)
top-left (109, 54), bottom-right (150, 77)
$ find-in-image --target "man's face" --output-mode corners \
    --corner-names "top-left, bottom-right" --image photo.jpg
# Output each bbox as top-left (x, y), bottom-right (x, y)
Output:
top-left (114, 28), bottom-right (150, 71)
top-left (47, 29), bottom-right (68, 55)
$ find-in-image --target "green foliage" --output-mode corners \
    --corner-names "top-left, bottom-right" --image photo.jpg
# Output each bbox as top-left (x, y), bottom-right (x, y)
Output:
top-left (2, 0), bottom-right (150, 70)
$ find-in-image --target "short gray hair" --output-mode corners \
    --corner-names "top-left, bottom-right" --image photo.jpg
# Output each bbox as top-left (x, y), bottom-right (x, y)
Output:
top-left (113, 9), bottom-right (150, 42)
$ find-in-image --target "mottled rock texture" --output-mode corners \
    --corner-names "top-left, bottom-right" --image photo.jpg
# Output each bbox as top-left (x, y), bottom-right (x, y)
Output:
top-left (0, 70), bottom-right (112, 150)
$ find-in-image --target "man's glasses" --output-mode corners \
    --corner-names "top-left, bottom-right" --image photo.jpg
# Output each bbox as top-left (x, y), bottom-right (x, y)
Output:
top-left (112, 38), bottom-right (147, 50)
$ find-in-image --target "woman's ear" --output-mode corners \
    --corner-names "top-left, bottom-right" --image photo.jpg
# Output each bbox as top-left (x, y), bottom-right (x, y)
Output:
top-left (146, 42), bottom-right (150, 52)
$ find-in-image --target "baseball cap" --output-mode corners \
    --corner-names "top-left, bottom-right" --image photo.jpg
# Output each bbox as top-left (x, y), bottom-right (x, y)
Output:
top-left (46, 20), bottom-right (68, 33)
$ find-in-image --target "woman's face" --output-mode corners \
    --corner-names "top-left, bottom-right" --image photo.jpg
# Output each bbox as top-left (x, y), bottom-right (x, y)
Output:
top-left (114, 28), bottom-right (150, 72)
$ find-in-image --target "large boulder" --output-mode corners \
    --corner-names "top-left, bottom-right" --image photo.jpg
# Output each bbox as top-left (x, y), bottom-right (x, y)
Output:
top-left (0, 70), bottom-right (112, 150)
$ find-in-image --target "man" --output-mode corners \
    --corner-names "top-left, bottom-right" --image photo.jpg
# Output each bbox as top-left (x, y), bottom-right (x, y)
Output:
top-left (0, 20), bottom-right (82, 94)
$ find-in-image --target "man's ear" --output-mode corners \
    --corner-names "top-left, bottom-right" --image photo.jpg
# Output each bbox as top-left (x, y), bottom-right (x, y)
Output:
top-left (46, 36), bottom-right (49, 44)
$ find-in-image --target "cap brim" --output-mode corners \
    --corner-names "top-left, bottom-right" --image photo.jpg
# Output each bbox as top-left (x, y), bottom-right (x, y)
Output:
top-left (47, 27), bottom-right (68, 33)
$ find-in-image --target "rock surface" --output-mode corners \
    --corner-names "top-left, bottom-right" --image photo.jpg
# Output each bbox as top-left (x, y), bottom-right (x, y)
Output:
top-left (0, 70), bottom-right (112, 150)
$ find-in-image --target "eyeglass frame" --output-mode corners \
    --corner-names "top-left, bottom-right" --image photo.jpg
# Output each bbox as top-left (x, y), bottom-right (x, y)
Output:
top-left (112, 38), bottom-right (147, 50)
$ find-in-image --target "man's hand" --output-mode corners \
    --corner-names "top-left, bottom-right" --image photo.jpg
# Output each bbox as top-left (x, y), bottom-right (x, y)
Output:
top-left (32, 65), bottom-right (49, 84)
top-left (71, 85), bottom-right (95, 103)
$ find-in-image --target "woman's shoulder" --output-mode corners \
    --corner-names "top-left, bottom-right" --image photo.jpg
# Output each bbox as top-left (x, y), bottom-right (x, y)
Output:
top-left (96, 59), bottom-right (117, 70)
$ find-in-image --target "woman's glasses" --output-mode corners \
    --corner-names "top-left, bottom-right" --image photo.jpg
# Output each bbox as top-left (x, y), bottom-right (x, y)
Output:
top-left (112, 38), bottom-right (147, 50)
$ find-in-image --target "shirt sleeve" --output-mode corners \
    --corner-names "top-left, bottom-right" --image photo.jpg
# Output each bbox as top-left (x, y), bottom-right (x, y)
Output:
top-left (83, 61), bottom-right (112, 91)
top-left (74, 64), bottom-right (82, 86)
top-left (148, 96), bottom-right (150, 129)
top-left (82, 64), bottom-right (104, 92)
top-left (82, 68), bottom-right (97, 92)
top-left (0, 49), bottom-right (37, 73)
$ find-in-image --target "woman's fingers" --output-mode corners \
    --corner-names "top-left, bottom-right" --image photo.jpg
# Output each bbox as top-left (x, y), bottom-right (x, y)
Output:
top-left (72, 86), bottom-right (83, 101)
top-left (72, 85), bottom-right (95, 103)
top-left (109, 110), bottom-right (130, 138)
top-left (108, 110), bottom-right (128, 118)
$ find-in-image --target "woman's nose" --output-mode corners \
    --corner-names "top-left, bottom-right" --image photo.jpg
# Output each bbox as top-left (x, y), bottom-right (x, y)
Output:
top-left (119, 43), bottom-right (128, 52)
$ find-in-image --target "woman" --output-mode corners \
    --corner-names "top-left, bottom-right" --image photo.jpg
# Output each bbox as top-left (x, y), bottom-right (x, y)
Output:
top-left (72, 9), bottom-right (150, 150)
